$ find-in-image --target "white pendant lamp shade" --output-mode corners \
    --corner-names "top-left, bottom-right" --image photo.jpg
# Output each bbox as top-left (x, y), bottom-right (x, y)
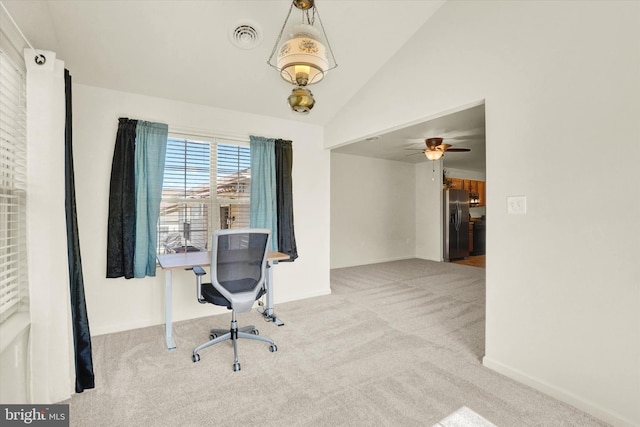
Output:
top-left (268, 1), bottom-right (337, 113)
top-left (277, 24), bottom-right (329, 86)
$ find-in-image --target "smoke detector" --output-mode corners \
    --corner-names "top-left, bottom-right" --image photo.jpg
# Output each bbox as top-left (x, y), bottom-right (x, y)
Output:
top-left (229, 21), bottom-right (262, 50)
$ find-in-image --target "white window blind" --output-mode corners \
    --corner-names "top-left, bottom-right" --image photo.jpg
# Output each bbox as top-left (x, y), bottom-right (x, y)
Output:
top-left (0, 47), bottom-right (27, 323)
top-left (158, 137), bottom-right (250, 254)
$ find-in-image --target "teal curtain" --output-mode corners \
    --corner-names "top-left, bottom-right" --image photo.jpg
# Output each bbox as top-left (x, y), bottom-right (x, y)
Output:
top-left (249, 135), bottom-right (278, 251)
top-left (133, 121), bottom-right (168, 277)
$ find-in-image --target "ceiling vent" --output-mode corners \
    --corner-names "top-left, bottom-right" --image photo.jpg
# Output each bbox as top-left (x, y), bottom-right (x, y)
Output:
top-left (229, 22), bottom-right (262, 50)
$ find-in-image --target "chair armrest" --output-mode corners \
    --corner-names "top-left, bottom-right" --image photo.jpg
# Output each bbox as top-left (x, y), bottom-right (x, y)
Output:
top-left (192, 266), bottom-right (207, 303)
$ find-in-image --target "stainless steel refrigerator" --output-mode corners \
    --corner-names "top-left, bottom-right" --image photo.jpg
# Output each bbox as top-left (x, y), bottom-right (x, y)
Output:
top-left (444, 188), bottom-right (470, 261)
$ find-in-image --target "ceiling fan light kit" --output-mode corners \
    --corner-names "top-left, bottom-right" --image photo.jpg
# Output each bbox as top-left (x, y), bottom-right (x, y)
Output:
top-left (268, 0), bottom-right (337, 114)
top-left (422, 137), bottom-right (471, 161)
top-left (424, 150), bottom-right (443, 161)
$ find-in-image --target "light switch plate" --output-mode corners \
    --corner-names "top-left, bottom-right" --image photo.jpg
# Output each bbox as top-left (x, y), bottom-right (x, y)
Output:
top-left (507, 195), bottom-right (527, 214)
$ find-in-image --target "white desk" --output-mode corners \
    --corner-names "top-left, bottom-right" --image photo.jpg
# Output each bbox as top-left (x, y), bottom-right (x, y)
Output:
top-left (157, 250), bottom-right (289, 350)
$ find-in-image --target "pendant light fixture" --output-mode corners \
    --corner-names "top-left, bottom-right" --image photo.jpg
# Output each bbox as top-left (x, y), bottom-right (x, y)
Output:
top-left (268, 0), bottom-right (337, 114)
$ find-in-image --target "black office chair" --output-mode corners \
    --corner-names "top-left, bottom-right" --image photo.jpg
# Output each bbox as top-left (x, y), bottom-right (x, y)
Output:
top-left (192, 228), bottom-right (277, 371)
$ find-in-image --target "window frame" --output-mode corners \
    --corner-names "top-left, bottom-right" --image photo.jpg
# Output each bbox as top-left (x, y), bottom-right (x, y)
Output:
top-left (157, 133), bottom-right (250, 255)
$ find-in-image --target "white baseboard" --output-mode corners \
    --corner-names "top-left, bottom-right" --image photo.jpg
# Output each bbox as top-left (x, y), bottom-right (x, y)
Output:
top-left (91, 288), bottom-right (333, 337)
top-left (482, 356), bottom-right (637, 427)
top-left (331, 255), bottom-right (415, 269)
top-left (275, 288), bottom-right (331, 304)
top-left (92, 319), bottom-right (160, 336)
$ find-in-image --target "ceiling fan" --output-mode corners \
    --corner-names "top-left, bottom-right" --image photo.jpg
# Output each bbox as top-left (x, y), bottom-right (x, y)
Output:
top-left (409, 137), bottom-right (471, 161)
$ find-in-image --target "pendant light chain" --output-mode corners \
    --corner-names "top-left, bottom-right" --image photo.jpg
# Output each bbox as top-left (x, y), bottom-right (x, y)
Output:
top-left (267, 2), bottom-right (295, 65)
top-left (312, 6), bottom-right (336, 68)
top-left (303, 7), bottom-right (315, 25)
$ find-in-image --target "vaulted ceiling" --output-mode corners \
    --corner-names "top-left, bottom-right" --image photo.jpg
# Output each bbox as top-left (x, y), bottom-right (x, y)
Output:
top-left (3, 0), bottom-right (444, 125)
top-left (3, 0), bottom-right (485, 171)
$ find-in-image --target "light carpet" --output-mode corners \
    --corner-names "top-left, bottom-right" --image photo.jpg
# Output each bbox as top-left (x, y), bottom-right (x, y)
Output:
top-left (64, 259), bottom-right (609, 426)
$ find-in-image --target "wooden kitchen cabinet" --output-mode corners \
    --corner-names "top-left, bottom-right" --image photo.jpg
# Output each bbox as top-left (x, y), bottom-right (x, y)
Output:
top-left (448, 178), bottom-right (464, 190)
top-left (447, 179), bottom-right (486, 207)
top-left (463, 180), bottom-right (477, 194)
top-left (445, 175), bottom-right (486, 207)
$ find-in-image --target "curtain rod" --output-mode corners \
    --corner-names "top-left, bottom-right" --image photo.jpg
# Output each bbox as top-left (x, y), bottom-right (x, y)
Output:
top-left (140, 122), bottom-right (287, 145)
top-left (169, 127), bottom-right (290, 144)
top-left (0, 1), bottom-right (46, 65)
top-left (133, 122), bottom-right (276, 144)
top-left (169, 130), bottom-right (292, 145)
top-left (168, 128), bottom-right (249, 143)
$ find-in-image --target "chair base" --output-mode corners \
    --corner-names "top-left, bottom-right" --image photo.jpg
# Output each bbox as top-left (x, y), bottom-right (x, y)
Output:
top-left (192, 311), bottom-right (276, 371)
top-left (209, 324), bottom-right (257, 340)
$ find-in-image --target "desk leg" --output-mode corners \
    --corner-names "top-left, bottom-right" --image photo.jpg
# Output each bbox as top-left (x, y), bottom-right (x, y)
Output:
top-left (165, 269), bottom-right (176, 350)
top-left (263, 261), bottom-right (284, 326)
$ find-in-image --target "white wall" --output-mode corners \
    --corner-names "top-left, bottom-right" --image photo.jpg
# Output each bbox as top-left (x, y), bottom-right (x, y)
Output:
top-left (415, 160), bottom-right (444, 262)
top-left (330, 153), bottom-right (415, 269)
top-left (72, 84), bottom-right (330, 335)
top-left (330, 153), bottom-right (453, 266)
top-left (325, 1), bottom-right (640, 426)
top-left (330, 155), bottom-right (479, 266)
top-left (444, 167), bottom-right (485, 182)
top-left (0, 313), bottom-right (29, 403)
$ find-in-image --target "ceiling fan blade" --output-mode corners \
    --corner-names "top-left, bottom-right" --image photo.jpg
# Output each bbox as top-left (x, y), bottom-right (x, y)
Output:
top-left (436, 144), bottom-right (451, 152)
top-left (444, 148), bottom-right (471, 152)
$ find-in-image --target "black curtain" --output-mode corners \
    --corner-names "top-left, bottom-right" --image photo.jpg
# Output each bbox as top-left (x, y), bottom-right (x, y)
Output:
top-left (64, 69), bottom-right (95, 392)
top-left (275, 139), bottom-right (298, 261)
top-left (106, 118), bottom-right (138, 278)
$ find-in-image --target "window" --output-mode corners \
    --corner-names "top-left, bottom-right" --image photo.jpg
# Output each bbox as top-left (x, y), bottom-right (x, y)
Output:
top-left (157, 137), bottom-right (250, 254)
top-left (0, 46), bottom-right (28, 323)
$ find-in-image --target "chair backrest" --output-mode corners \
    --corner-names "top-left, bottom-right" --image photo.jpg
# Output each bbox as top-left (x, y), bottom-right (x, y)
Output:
top-left (210, 228), bottom-right (271, 312)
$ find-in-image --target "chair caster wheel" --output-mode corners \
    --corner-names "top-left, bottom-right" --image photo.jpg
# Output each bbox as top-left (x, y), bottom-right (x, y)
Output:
top-left (251, 329), bottom-right (259, 335)
top-left (192, 353), bottom-right (200, 363)
top-left (269, 344), bottom-right (278, 352)
top-left (209, 333), bottom-right (217, 340)
top-left (233, 363), bottom-right (241, 372)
